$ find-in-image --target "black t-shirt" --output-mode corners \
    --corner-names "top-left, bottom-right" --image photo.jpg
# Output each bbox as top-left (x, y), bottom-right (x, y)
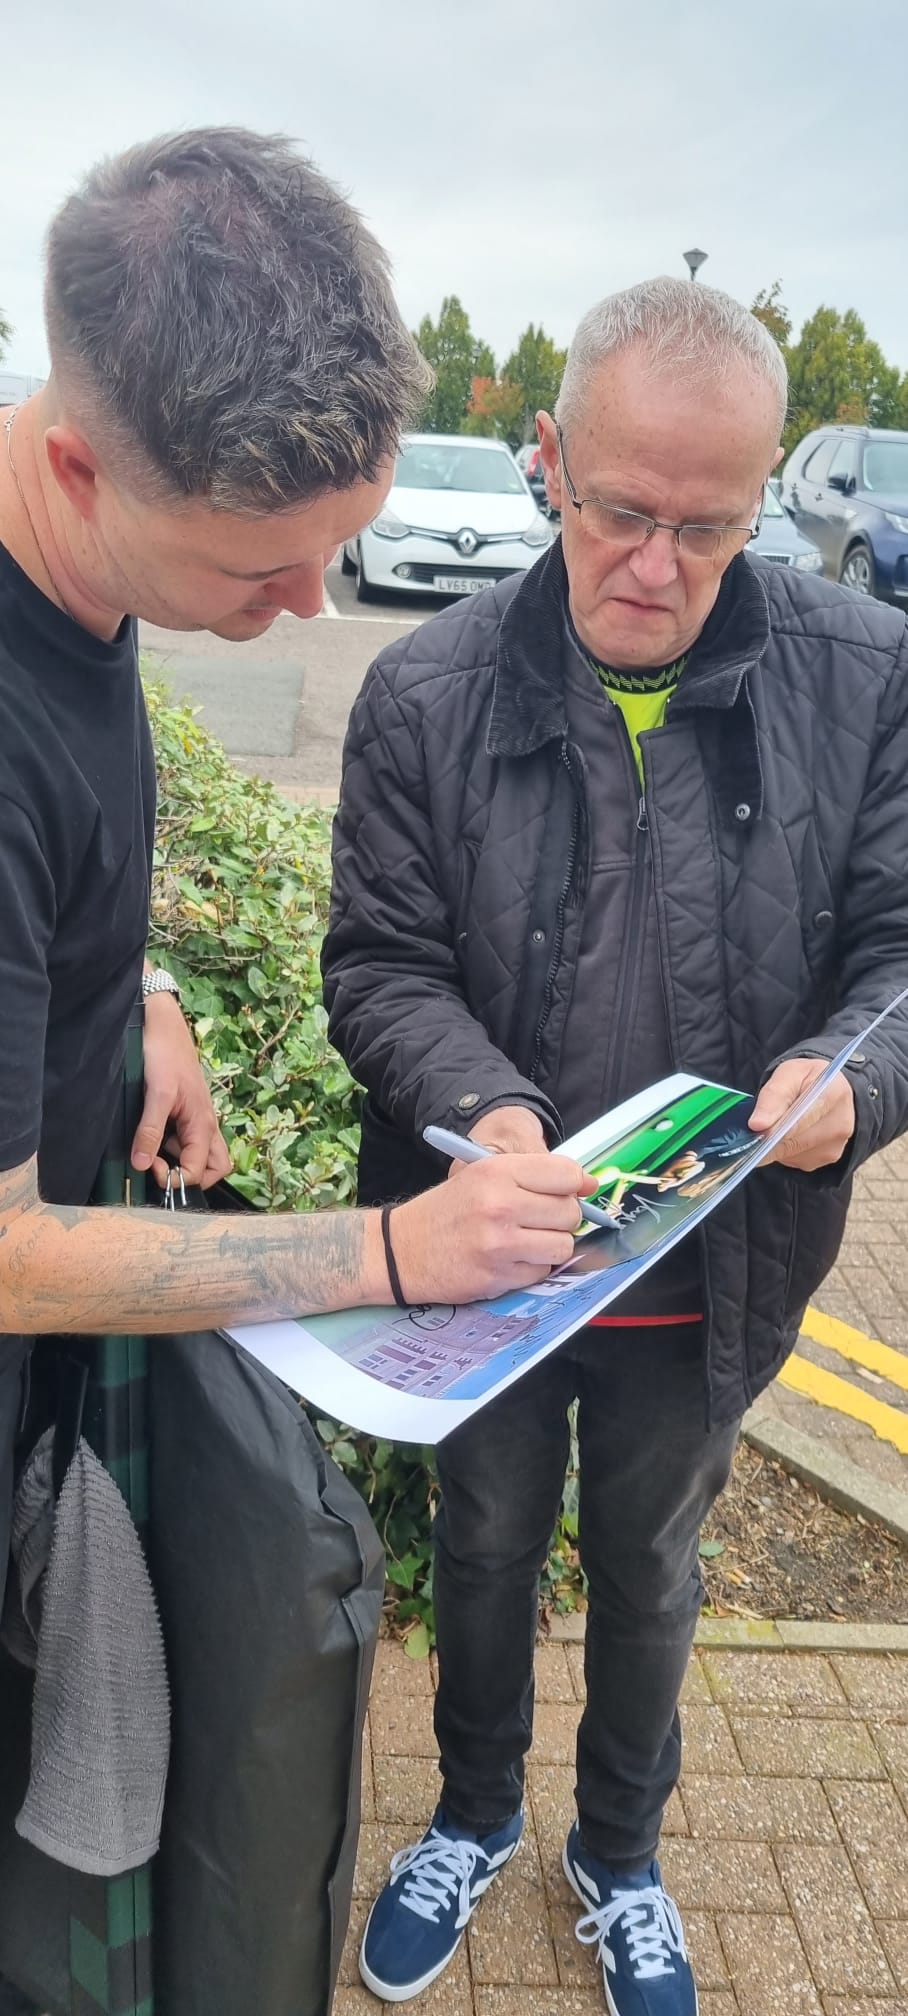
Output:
top-left (0, 539), bottom-right (155, 1206)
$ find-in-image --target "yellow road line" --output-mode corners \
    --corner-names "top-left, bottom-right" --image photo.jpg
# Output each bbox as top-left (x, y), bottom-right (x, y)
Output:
top-left (801, 1306), bottom-right (908, 1392)
top-left (778, 1351), bottom-right (908, 1454)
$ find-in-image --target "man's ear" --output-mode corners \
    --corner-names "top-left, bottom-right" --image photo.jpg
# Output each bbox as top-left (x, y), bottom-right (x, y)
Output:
top-left (537, 411), bottom-right (562, 513)
top-left (44, 426), bottom-right (101, 522)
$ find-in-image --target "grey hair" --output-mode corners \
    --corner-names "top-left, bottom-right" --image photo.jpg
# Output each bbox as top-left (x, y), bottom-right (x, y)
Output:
top-left (555, 277), bottom-right (788, 439)
top-left (44, 127), bottom-right (433, 512)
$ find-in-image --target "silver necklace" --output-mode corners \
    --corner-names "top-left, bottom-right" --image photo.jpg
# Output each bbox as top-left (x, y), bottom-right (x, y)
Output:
top-left (4, 407), bottom-right (77, 621)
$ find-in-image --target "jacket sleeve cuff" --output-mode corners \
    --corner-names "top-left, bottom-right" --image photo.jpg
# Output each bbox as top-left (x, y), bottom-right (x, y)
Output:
top-left (436, 1085), bottom-right (563, 1145)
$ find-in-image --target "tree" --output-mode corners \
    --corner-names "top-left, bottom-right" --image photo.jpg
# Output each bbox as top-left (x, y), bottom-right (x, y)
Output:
top-left (0, 306), bottom-right (11, 361)
top-left (784, 306), bottom-right (902, 454)
top-left (465, 374), bottom-right (525, 443)
top-left (750, 282), bottom-right (792, 349)
top-left (501, 324), bottom-right (567, 443)
top-left (413, 297), bottom-right (496, 435)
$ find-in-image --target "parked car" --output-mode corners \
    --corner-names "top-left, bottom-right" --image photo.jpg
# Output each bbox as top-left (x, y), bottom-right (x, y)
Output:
top-left (778, 425), bottom-right (908, 604)
top-left (514, 439), bottom-right (549, 509)
top-left (343, 434), bottom-right (553, 602)
top-left (747, 481), bottom-right (824, 574)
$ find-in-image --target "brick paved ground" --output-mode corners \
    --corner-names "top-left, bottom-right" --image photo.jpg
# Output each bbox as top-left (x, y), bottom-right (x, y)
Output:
top-left (338, 1637), bottom-right (908, 2016)
top-left (758, 1135), bottom-right (908, 1496)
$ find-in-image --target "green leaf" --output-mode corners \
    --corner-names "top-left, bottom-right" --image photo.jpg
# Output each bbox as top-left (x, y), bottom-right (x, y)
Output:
top-left (404, 1621), bottom-right (431, 1661)
top-left (698, 1539), bottom-right (725, 1559)
top-left (328, 1439), bottom-right (357, 1470)
top-left (386, 1554), bottom-right (423, 1592)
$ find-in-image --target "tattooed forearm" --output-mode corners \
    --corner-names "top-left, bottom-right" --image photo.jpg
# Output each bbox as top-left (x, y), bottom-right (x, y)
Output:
top-left (0, 1156), bottom-right (386, 1334)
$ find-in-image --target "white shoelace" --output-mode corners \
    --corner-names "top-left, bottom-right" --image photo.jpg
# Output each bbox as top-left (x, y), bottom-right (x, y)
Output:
top-left (576, 1882), bottom-right (689, 1981)
top-left (390, 1829), bottom-right (492, 1929)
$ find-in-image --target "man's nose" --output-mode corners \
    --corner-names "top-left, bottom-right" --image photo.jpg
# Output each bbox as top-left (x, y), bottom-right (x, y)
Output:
top-left (627, 528), bottom-right (680, 590)
top-left (276, 562), bottom-right (327, 620)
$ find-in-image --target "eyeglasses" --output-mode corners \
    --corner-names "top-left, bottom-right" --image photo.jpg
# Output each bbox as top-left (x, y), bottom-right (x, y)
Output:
top-left (556, 426), bottom-right (765, 561)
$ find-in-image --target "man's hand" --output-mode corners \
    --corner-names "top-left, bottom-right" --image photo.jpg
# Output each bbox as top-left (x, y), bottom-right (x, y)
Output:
top-left (132, 993), bottom-right (233, 1191)
top-left (392, 1151), bottom-right (594, 1304)
top-left (446, 1105), bottom-right (548, 1176)
top-left (469, 1105), bottom-right (548, 1154)
top-left (748, 1057), bottom-right (855, 1172)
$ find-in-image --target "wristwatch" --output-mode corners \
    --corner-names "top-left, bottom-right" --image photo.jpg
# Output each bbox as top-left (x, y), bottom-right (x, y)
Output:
top-left (142, 968), bottom-right (181, 1004)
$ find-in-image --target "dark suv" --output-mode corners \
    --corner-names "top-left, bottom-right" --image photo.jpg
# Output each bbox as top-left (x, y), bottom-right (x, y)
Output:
top-left (778, 425), bottom-right (908, 604)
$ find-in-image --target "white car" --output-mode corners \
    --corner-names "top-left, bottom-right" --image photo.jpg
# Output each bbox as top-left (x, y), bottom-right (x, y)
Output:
top-left (343, 433), bottom-right (553, 602)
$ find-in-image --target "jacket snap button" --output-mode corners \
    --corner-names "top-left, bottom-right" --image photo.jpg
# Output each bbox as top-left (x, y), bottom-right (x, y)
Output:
top-left (458, 1092), bottom-right (481, 1111)
top-left (851, 1052), bottom-right (866, 1066)
top-left (814, 909), bottom-right (834, 927)
top-left (735, 802), bottom-right (751, 822)
top-left (532, 929), bottom-right (545, 944)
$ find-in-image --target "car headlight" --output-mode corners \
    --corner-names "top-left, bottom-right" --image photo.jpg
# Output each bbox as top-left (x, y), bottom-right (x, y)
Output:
top-left (522, 515), bottom-right (552, 548)
top-left (886, 512), bottom-right (908, 535)
top-left (371, 508), bottom-right (410, 541)
top-left (794, 550), bottom-right (824, 572)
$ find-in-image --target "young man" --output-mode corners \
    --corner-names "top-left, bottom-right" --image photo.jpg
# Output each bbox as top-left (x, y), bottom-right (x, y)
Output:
top-left (0, 128), bottom-right (589, 1611)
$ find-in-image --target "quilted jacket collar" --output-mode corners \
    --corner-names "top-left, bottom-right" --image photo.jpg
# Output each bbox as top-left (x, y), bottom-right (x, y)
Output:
top-left (488, 537), bottom-right (771, 818)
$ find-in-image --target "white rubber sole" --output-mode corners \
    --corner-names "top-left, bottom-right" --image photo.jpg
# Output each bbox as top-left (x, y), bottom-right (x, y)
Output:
top-left (358, 1899), bottom-right (466, 2003)
top-left (560, 1842), bottom-right (699, 2016)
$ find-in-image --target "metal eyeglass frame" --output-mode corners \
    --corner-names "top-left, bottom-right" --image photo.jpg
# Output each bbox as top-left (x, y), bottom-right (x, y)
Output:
top-left (556, 425), bottom-right (766, 556)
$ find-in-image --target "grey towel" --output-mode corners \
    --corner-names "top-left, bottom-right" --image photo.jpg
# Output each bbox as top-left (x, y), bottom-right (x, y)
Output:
top-left (0, 1430), bottom-right (170, 1877)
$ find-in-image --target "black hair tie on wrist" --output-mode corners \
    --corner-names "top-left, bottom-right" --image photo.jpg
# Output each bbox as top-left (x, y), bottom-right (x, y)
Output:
top-left (380, 1202), bottom-right (408, 1308)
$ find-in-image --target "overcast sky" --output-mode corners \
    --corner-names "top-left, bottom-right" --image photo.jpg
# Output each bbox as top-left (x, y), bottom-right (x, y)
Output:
top-left (3, 0), bottom-right (907, 381)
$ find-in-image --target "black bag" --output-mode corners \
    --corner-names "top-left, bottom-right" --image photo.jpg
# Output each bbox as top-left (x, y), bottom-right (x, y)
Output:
top-left (0, 1324), bottom-right (383, 2016)
top-left (0, 1135), bottom-right (384, 2014)
top-left (148, 1326), bottom-right (384, 2015)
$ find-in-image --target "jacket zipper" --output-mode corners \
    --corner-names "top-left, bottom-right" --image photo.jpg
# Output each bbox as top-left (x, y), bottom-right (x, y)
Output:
top-left (529, 743), bottom-right (581, 1083)
top-left (601, 731), bottom-right (652, 1103)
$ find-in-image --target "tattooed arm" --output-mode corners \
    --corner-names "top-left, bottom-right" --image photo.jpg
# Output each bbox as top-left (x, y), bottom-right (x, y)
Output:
top-left (0, 1152), bottom-right (589, 1336)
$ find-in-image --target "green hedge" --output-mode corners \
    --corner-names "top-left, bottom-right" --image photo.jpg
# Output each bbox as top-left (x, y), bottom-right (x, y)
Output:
top-left (147, 683), bottom-right (583, 1648)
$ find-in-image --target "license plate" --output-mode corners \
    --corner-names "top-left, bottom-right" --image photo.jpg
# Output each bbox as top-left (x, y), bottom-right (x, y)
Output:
top-left (433, 574), bottom-right (487, 594)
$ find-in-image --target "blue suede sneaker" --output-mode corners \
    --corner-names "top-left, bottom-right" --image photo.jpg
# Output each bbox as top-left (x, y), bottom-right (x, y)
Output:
top-left (359, 1804), bottom-right (523, 2002)
top-left (563, 1823), bottom-right (698, 2015)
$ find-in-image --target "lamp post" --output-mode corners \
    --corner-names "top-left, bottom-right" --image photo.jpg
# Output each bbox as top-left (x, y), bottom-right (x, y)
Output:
top-left (683, 248), bottom-right (708, 283)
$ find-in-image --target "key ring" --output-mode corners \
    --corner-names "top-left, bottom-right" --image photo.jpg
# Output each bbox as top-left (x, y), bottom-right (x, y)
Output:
top-left (161, 1165), bottom-right (188, 1211)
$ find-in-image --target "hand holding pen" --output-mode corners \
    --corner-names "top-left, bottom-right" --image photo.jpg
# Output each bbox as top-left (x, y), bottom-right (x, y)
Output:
top-left (423, 1125), bottom-right (617, 1232)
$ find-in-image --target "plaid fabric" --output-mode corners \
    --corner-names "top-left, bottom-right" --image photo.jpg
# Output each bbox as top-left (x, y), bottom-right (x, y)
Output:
top-left (68, 1871), bottom-right (152, 2016)
top-left (68, 1004), bottom-right (155, 2016)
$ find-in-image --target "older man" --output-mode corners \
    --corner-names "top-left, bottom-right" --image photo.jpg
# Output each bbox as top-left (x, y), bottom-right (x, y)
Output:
top-left (323, 278), bottom-right (908, 2012)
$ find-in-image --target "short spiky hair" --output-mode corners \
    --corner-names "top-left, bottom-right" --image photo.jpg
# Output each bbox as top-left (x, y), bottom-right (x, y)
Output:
top-left (556, 276), bottom-right (788, 438)
top-left (45, 127), bottom-right (432, 511)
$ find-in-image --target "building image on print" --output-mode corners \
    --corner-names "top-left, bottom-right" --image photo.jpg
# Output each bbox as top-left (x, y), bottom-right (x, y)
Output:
top-left (347, 1306), bottom-right (537, 1398)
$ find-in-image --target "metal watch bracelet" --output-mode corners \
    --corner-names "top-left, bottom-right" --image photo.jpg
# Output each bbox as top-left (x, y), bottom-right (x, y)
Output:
top-left (142, 969), bottom-right (181, 1004)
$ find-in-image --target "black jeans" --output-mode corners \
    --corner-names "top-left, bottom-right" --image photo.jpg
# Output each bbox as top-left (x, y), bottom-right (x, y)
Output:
top-left (433, 1318), bottom-right (739, 1871)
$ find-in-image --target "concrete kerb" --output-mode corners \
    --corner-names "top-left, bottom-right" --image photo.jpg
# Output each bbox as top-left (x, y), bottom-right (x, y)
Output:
top-left (546, 1612), bottom-right (908, 1652)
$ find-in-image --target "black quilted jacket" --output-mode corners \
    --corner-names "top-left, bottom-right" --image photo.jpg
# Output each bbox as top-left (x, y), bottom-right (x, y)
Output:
top-left (323, 539), bottom-right (908, 1423)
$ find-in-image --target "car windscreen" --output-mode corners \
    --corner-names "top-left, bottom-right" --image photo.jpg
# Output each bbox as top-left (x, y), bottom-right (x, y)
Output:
top-left (762, 486), bottom-right (785, 518)
top-left (863, 442), bottom-right (908, 495)
top-left (396, 444), bottom-right (526, 495)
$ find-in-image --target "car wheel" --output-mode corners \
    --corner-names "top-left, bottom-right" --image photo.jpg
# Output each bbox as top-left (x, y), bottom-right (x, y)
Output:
top-left (840, 542), bottom-right (876, 597)
top-left (341, 545), bottom-right (355, 576)
top-left (355, 545), bottom-right (377, 603)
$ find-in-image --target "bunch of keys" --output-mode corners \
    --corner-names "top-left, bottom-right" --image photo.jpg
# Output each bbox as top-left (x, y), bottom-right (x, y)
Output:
top-left (161, 1164), bottom-right (188, 1211)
